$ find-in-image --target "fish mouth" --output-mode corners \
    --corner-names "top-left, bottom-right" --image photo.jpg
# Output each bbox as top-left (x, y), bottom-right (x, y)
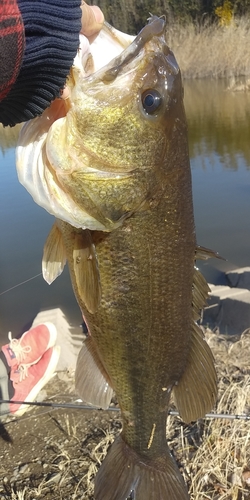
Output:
top-left (96, 16), bottom-right (166, 83)
top-left (16, 16), bottom-right (178, 232)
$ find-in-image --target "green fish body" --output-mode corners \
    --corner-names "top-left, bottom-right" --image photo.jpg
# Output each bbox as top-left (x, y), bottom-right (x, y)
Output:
top-left (16, 17), bottom-right (217, 500)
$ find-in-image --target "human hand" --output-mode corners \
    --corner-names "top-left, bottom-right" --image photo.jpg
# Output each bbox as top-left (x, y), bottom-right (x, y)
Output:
top-left (81, 2), bottom-right (104, 41)
top-left (61, 2), bottom-right (104, 100)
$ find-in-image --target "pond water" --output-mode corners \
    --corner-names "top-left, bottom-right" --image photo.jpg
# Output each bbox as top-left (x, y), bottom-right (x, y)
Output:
top-left (1, 78), bottom-right (250, 341)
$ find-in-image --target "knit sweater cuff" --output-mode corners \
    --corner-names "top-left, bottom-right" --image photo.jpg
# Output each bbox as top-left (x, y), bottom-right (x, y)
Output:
top-left (0, 0), bottom-right (81, 127)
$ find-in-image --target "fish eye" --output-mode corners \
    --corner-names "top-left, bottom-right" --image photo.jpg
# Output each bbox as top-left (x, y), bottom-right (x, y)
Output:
top-left (141, 89), bottom-right (162, 114)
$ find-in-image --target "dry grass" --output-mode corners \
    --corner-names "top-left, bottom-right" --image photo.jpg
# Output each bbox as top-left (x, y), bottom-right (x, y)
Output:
top-left (2, 329), bottom-right (250, 499)
top-left (74, 329), bottom-right (250, 499)
top-left (166, 17), bottom-right (250, 79)
top-left (182, 329), bottom-right (250, 499)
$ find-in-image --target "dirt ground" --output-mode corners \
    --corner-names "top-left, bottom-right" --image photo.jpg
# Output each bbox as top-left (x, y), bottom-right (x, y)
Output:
top-left (0, 372), bottom-right (122, 500)
top-left (1, 329), bottom-right (250, 500)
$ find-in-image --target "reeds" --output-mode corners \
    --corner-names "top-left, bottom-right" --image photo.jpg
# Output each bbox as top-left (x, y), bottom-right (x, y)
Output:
top-left (166, 17), bottom-right (250, 79)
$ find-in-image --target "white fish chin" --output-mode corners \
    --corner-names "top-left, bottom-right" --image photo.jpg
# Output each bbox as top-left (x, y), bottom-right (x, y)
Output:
top-left (16, 26), bottom-right (135, 230)
top-left (16, 117), bottom-right (107, 231)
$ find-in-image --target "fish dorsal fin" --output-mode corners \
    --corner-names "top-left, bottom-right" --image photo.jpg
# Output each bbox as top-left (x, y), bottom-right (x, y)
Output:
top-left (72, 229), bottom-right (101, 314)
top-left (193, 245), bottom-right (222, 320)
top-left (192, 266), bottom-right (211, 321)
top-left (195, 245), bottom-right (223, 261)
top-left (172, 321), bottom-right (217, 423)
top-left (75, 337), bottom-right (113, 410)
top-left (42, 222), bottom-right (67, 284)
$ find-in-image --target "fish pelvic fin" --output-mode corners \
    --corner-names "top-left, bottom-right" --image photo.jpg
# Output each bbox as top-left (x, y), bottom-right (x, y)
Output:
top-left (75, 337), bottom-right (113, 410)
top-left (42, 222), bottom-right (67, 284)
top-left (73, 229), bottom-right (101, 314)
top-left (94, 435), bottom-right (189, 500)
top-left (172, 321), bottom-right (217, 423)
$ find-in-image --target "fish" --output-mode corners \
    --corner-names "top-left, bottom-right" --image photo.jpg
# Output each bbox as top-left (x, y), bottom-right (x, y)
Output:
top-left (16, 16), bottom-right (218, 500)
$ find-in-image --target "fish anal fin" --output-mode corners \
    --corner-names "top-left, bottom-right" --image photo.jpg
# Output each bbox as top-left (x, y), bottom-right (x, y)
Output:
top-left (173, 322), bottom-right (217, 423)
top-left (75, 337), bottom-right (113, 410)
top-left (94, 435), bottom-right (189, 500)
top-left (73, 229), bottom-right (101, 314)
top-left (42, 222), bottom-right (66, 284)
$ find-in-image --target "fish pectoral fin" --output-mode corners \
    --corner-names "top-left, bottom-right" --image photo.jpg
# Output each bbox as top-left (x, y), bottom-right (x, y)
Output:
top-left (75, 337), bottom-right (113, 410)
top-left (94, 435), bottom-right (189, 500)
top-left (172, 322), bottom-right (217, 423)
top-left (73, 229), bottom-right (101, 314)
top-left (42, 222), bottom-right (67, 284)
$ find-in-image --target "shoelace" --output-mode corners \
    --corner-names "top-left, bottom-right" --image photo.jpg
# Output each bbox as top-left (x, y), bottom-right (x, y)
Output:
top-left (17, 364), bottom-right (29, 382)
top-left (8, 331), bottom-right (31, 363)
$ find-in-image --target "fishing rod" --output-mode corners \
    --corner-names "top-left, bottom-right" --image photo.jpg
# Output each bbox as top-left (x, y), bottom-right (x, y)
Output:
top-left (0, 272), bottom-right (42, 296)
top-left (1, 398), bottom-right (250, 420)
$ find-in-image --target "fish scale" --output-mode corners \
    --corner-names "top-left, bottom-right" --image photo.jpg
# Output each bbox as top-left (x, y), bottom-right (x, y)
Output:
top-left (16, 16), bottom-right (217, 500)
top-left (83, 170), bottom-right (194, 449)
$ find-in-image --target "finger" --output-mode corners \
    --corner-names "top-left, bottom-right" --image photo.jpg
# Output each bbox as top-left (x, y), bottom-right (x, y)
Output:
top-left (61, 86), bottom-right (70, 100)
top-left (81, 2), bottom-right (104, 38)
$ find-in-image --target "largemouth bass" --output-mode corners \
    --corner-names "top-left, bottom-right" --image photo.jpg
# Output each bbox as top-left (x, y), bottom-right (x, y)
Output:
top-left (16, 16), bottom-right (217, 500)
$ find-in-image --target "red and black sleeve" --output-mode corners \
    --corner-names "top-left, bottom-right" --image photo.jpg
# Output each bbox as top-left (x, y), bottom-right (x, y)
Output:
top-left (0, 0), bottom-right (25, 102)
top-left (0, 0), bottom-right (81, 127)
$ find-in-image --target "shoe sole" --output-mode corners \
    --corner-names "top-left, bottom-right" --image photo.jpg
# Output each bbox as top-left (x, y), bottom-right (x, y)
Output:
top-left (42, 322), bottom-right (58, 349)
top-left (13, 345), bottom-right (61, 417)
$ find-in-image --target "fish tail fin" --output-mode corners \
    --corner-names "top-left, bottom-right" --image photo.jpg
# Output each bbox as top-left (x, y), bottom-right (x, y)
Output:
top-left (94, 435), bottom-right (189, 500)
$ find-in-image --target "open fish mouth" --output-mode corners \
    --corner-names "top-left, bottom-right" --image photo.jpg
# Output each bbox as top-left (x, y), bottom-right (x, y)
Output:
top-left (16, 16), bottom-right (181, 232)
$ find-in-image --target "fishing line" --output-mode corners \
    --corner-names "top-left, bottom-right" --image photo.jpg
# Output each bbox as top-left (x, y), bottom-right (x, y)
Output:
top-left (1, 398), bottom-right (250, 420)
top-left (0, 272), bottom-right (42, 296)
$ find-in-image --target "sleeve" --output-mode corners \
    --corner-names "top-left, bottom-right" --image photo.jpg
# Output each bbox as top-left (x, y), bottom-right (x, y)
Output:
top-left (0, 0), bottom-right (25, 102)
top-left (0, 0), bottom-right (82, 127)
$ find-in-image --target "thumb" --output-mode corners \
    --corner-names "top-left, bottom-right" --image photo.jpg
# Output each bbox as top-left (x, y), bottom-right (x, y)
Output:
top-left (81, 2), bottom-right (104, 38)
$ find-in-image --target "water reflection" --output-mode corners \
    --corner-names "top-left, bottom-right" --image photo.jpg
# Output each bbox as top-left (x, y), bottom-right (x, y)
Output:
top-left (184, 79), bottom-right (250, 168)
top-left (184, 79), bottom-right (250, 283)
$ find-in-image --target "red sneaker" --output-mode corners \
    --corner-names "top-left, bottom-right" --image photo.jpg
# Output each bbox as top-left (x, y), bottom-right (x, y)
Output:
top-left (9, 346), bottom-right (61, 417)
top-left (1, 322), bottom-right (57, 370)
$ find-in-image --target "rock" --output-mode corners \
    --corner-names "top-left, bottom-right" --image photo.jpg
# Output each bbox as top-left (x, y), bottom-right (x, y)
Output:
top-left (19, 464), bottom-right (29, 474)
top-left (227, 267), bottom-right (250, 290)
top-left (203, 284), bottom-right (250, 335)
